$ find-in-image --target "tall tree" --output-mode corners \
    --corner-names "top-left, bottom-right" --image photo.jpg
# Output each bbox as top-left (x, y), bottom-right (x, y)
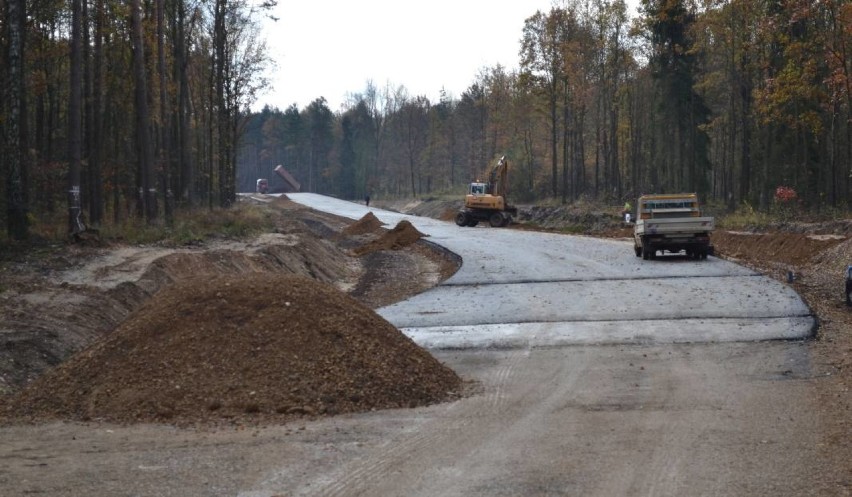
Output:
top-left (642, 0), bottom-right (711, 195)
top-left (130, 0), bottom-right (156, 221)
top-left (4, 0), bottom-right (29, 239)
top-left (521, 9), bottom-right (566, 197)
top-left (338, 115), bottom-right (357, 199)
top-left (88, 0), bottom-right (105, 226)
top-left (304, 98), bottom-right (333, 192)
top-left (68, 0), bottom-right (86, 235)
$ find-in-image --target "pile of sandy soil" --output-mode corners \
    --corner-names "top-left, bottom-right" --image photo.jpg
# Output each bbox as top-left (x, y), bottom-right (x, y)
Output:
top-left (353, 220), bottom-right (426, 256)
top-left (2, 274), bottom-right (461, 426)
top-left (342, 212), bottom-right (384, 236)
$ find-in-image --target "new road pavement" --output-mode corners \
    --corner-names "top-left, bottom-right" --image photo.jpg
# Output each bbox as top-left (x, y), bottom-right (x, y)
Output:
top-left (285, 193), bottom-right (814, 347)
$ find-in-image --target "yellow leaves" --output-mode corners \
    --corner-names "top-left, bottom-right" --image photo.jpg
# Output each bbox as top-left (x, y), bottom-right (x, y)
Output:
top-left (754, 40), bottom-right (828, 134)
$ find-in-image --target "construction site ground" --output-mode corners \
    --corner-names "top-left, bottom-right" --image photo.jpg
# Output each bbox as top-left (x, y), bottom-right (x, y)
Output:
top-left (0, 195), bottom-right (850, 496)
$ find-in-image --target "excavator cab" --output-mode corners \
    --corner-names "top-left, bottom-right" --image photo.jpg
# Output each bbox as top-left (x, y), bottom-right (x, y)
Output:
top-left (469, 183), bottom-right (488, 195)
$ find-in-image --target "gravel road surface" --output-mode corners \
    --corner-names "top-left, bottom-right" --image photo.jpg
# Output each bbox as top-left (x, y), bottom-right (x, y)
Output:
top-left (1, 194), bottom-right (832, 497)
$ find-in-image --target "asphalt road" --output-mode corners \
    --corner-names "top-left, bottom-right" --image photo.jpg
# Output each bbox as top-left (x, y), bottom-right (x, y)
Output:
top-left (286, 193), bottom-right (814, 347)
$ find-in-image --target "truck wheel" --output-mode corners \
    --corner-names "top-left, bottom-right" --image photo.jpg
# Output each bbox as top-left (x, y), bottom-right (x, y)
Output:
top-left (489, 212), bottom-right (504, 227)
top-left (502, 216), bottom-right (512, 227)
top-left (455, 212), bottom-right (468, 227)
top-left (634, 245), bottom-right (641, 257)
top-left (468, 219), bottom-right (479, 227)
top-left (642, 245), bottom-right (650, 260)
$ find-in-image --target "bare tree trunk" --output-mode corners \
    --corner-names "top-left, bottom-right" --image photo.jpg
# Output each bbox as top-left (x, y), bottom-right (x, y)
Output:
top-left (214, 0), bottom-right (231, 207)
top-left (156, 0), bottom-right (173, 223)
top-left (550, 89), bottom-right (558, 198)
top-left (4, 0), bottom-right (29, 240)
top-left (175, 0), bottom-right (193, 207)
top-left (68, 0), bottom-right (86, 236)
top-left (88, 0), bottom-right (104, 226)
top-left (130, 0), bottom-right (157, 222)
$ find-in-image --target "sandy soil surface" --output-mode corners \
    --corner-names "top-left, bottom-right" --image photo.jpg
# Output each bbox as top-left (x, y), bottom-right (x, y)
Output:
top-left (0, 196), bottom-right (849, 496)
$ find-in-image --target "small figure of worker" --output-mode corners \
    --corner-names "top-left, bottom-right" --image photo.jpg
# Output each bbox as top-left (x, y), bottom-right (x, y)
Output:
top-left (622, 201), bottom-right (632, 223)
top-left (365, 194), bottom-right (371, 206)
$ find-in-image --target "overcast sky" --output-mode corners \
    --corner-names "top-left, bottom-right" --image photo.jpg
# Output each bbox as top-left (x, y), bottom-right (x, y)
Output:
top-left (253, 0), bottom-right (576, 113)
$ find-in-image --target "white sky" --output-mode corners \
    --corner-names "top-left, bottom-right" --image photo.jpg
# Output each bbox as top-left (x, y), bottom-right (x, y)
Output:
top-left (254, 1), bottom-right (641, 113)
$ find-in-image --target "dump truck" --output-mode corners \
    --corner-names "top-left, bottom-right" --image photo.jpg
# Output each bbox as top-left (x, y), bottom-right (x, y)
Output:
top-left (273, 165), bottom-right (301, 193)
top-left (455, 156), bottom-right (517, 228)
top-left (633, 193), bottom-right (714, 260)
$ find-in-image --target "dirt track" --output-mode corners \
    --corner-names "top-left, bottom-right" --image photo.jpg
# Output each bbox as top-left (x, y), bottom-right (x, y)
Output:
top-left (0, 196), bottom-right (850, 496)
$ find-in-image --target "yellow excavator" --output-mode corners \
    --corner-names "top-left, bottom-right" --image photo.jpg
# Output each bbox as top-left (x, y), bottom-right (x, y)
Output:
top-left (455, 156), bottom-right (517, 228)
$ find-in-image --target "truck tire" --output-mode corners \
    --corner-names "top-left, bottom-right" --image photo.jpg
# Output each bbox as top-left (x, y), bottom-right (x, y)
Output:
top-left (468, 219), bottom-right (479, 227)
top-left (489, 212), bottom-right (504, 227)
top-left (455, 212), bottom-right (468, 227)
top-left (641, 237), bottom-right (652, 260)
top-left (634, 245), bottom-right (642, 257)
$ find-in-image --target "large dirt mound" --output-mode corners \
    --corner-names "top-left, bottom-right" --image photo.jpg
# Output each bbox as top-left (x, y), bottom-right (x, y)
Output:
top-left (3, 274), bottom-right (461, 426)
top-left (353, 220), bottom-right (426, 256)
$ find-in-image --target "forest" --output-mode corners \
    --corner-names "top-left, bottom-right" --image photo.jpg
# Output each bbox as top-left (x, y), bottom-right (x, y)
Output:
top-left (2, 0), bottom-right (851, 241)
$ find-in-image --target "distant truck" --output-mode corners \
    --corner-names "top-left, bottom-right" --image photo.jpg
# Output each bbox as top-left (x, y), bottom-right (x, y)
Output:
top-left (633, 193), bottom-right (714, 260)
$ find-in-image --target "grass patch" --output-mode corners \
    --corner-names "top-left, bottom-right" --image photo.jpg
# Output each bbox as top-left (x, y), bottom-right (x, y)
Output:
top-left (559, 224), bottom-right (588, 234)
top-left (716, 202), bottom-right (773, 230)
top-left (0, 202), bottom-right (276, 254)
top-left (100, 203), bottom-right (275, 245)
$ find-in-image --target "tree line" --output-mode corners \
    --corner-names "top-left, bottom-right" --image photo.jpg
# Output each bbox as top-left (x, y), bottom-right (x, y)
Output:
top-left (1, 0), bottom-right (272, 240)
top-left (239, 0), bottom-right (851, 215)
top-left (3, 0), bottom-right (851, 242)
